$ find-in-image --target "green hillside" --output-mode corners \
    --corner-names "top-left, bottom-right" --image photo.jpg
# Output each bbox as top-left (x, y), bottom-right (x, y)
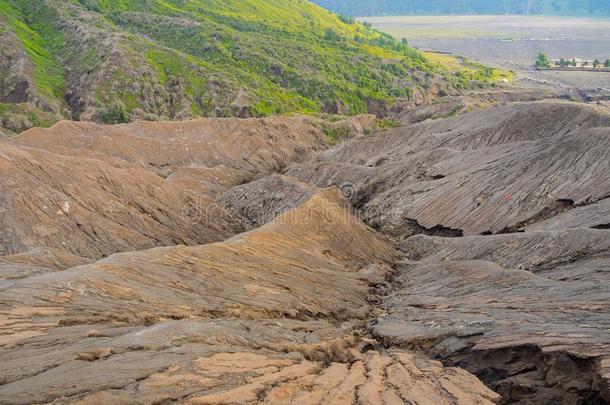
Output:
top-left (312, 0), bottom-right (610, 17)
top-left (0, 0), bottom-right (504, 133)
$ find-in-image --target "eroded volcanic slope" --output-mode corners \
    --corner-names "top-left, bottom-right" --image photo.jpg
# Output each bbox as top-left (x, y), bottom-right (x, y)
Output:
top-left (0, 116), bottom-right (324, 258)
top-left (0, 100), bottom-right (609, 404)
top-left (283, 100), bottom-right (610, 404)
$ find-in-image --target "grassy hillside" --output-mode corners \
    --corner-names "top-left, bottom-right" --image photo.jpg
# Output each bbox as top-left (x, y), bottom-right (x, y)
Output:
top-left (313, 0), bottom-right (610, 17)
top-left (0, 0), bottom-right (505, 133)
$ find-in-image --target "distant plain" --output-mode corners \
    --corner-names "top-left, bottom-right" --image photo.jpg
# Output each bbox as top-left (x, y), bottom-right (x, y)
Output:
top-left (363, 15), bottom-right (610, 89)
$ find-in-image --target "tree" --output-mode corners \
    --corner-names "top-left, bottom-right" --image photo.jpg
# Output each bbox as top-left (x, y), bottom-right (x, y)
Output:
top-left (535, 52), bottom-right (551, 69)
top-left (572, 59), bottom-right (577, 67)
top-left (593, 59), bottom-right (600, 68)
top-left (402, 38), bottom-right (408, 46)
top-left (583, 61), bottom-right (589, 67)
top-left (605, 59), bottom-right (610, 68)
top-left (559, 58), bottom-right (567, 67)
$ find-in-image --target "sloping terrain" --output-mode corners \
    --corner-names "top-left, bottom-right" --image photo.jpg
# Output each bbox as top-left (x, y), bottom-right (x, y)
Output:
top-left (273, 100), bottom-right (610, 403)
top-left (1, 98), bottom-right (609, 404)
top-left (0, 185), bottom-right (499, 405)
top-left (0, 0), bottom-right (513, 135)
top-left (376, 230), bottom-right (610, 403)
top-left (0, 116), bottom-right (326, 258)
top-left (287, 101), bottom-right (610, 236)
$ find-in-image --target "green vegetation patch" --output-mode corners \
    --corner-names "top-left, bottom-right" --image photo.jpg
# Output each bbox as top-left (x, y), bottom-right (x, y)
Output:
top-left (0, 0), bottom-right (65, 100)
top-left (0, 0), bottom-right (503, 129)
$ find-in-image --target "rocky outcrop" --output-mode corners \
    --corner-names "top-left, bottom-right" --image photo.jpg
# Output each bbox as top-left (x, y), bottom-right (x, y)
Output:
top-left (0, 22), bottom-right (32, 105)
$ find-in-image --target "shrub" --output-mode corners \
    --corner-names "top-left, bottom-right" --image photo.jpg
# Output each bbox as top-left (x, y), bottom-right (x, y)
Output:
top-left (101, 102), bottom-right (128, 124)
top-left (324, 28), bottom-right (343, 42)
top-left (1, 113), bottom-right (33, 133)
top-left (322, 124), bottom-right (350, 144)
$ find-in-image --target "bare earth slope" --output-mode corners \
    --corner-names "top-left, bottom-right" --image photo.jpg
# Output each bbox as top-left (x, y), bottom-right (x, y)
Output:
top-left (1, 99), bottom-right (610, 404)
top-left (9, 117), bottom-right (325, 174)
top-left (0, 187), bottom-right (498, 405)
top-left (376, 230), bottom-right (610, 404)
top-left (280, 100), bottom-right (610, 403)
top-left (0, 117), bottom-right (325, 259)
top-left (287, 101), bottom-right (610, 236)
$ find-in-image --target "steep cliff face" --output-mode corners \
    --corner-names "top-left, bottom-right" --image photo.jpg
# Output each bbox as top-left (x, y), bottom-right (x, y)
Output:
top-left (0, 15), bottom-right (62, 135)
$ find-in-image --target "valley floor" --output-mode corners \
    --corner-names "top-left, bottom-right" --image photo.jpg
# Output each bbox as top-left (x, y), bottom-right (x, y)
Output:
top-left (0, 93), bottom-right (609, 404)
top-left (365, 15), bottom-right (610, 103)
